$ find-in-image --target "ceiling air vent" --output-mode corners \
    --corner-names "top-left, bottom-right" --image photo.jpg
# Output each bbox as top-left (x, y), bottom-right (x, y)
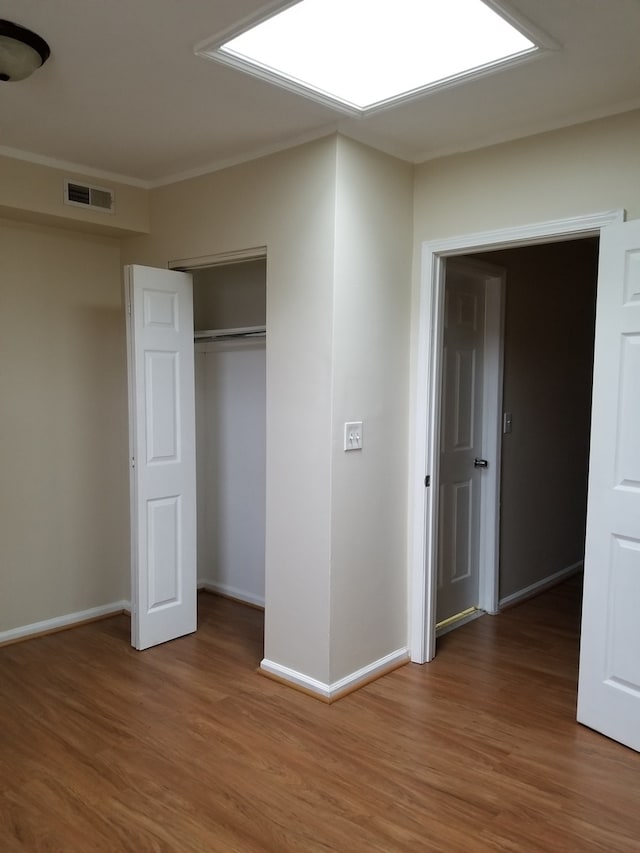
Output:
top-left (64, 180), bottom-right (115, 213)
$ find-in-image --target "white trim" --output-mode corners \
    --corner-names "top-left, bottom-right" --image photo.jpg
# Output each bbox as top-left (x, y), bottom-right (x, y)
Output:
top-left (0, 127), bottom-right (341, 191)
top-left (499, 561), bottom-right (583, 609)
top-left (421, 210), bottom-right (625, 257)
top-left (0, 601), bottom-right (130, 646)
top-left (329, 648), bottom-right (409, 695)
top-left (409, 209), bottom-right (625, 665)
top-left (4, 103), bottom-right (640, 191)
top-left (170, 246), bottom-right (267, 271)
top-left (260, 659), bottom-right (333, 699)
top-left (200, 46), bottom-right (543, 120)
top-left (198, 580), bottom-right (265, 609)
top-left (0, 145), bottom-right (150, 188)
top-left (194, 324), bottom-right (267, 343)
top-left (260, 648), bottom-right (409, 700)
top-left (150, 125), bottom-right (340, 188)
top-left (483, 0), bottom-right (560, 51)
top-left (412, 98), bottom-right (640, 166)
top-left (194, 0), bottom-right (557, 120)
top-left (196, 336), bottom-right (266, 349)
top-left (193, 0), bottom-right (301, 61)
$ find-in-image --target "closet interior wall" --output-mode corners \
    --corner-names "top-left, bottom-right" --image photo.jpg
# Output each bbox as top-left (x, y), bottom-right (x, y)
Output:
top-left (193, 259), bottom-right (267, 607)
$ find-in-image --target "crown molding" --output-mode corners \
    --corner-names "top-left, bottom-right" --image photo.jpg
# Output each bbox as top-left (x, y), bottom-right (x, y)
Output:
top-left (148, 122), bottom-right (340, 188)
top-left (0, 145), bottom-right (151, 188)
top-left (412, 99), bottom-right (640, 165)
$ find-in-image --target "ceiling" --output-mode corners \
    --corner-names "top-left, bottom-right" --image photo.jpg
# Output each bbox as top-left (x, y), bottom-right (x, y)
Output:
top-left (2, 0), bottom-right (640, 186)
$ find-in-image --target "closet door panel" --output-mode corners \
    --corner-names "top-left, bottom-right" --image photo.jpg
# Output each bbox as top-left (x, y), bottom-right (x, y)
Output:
top-left (125, 264), bottom-right (197, 650)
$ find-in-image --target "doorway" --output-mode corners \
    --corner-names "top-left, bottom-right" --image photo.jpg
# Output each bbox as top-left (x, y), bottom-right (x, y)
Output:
top-left (409, 209), bottom-right (623, 665)
top-left (190, 258), bottom-right (267, 611)
top-left (125, 251), bottom-right (267, 652)
top-left (435, 240), bottom-right (598, 636)
top-left (472, 240), bottom-right (597, 612)
top-left (436, 238), bottom-right (599, 641)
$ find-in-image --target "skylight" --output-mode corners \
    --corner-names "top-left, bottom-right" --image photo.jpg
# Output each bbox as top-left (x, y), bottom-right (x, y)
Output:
top-left (197, 0), bottom-right (539, 115)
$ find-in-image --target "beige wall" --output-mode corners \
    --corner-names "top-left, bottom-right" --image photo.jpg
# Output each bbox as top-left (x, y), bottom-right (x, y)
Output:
top-left (4, 107), bottom-right (640, 681)
top-left (0, 218), bottom-right (129, 632)
top-left (472, 240), bottom-right (598, 599)
top-left (192, 259), bottom-right (266, 330)
top-left (122, 137), bottom-right (338, 683)
top-left (0, 155), bottom-right (150, 236)
top-left (413, 111), bottom-right (640, 245)
top-left (123, 134), bottom-right (415, 685)
top-left (330, 137), bottom-right (413, 680)
top-left (412, 108), bottom-right (640, 620)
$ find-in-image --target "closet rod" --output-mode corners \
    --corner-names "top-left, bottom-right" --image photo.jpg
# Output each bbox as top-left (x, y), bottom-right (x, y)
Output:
top-left (194, 324), bottom-right (266, 343)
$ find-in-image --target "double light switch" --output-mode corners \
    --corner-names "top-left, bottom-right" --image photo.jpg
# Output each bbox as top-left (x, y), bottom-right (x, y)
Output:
top-left (344, 421), bottom-right (363, 451)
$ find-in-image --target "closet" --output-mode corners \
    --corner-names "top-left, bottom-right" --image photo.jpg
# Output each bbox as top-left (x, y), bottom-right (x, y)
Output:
top-left (191, 258), bottom-right (266, 608)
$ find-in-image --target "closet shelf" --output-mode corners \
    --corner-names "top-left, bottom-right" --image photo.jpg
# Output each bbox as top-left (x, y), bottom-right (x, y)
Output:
top-left (195, 324), bottom-right (266, 342)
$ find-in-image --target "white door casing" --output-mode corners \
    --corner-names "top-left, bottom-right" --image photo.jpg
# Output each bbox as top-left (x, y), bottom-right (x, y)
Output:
top-left (577, 219), bottom-right (640, 752)
top-left (125, 264), bottom-right (197, 650)
top-left (409, 210), bottom-right (624, 667)
top-left (437, 260), bottom-right (491, 624)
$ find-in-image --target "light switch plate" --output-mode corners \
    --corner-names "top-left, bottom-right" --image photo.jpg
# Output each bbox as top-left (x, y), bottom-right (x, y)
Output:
top-left (344, 421), bottom-right (363, 451)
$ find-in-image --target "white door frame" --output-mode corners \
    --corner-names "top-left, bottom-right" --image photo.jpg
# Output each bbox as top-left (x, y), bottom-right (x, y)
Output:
top-left (169, 246), bottom-right (267, 272)
top-left (409, 209), bottom-right (625, 664)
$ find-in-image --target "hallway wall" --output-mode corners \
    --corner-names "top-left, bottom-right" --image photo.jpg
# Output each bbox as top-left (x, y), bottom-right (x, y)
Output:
top-left (474, 239), bottom-right (599, 601)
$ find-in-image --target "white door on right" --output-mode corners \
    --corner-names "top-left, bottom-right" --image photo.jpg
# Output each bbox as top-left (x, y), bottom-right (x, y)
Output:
top-left (437, 261), bottom-right (485, 625)
top-left (578, 219), bottom-right (640, 752)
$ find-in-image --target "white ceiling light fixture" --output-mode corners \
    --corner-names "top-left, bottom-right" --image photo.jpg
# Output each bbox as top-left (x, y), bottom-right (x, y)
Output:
top-left (0, 19), bottom-right (50, 82)
top-left (196, 0), bottom-right (553, 116)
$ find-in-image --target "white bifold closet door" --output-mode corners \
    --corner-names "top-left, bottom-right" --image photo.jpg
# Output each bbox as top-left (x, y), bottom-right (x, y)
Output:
top-left (125, 264), bottom-right (197, 650)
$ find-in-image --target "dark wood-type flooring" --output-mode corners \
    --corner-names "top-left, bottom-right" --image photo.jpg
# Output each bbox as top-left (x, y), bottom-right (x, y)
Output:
top-left (1, 576), bottom-right (638, 851)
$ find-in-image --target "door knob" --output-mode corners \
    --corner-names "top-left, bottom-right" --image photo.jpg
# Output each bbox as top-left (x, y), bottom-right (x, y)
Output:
top-left (474, 458), bottom-right (488, 468)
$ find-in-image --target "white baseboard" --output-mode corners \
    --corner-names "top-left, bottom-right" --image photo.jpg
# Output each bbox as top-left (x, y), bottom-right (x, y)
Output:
top-left (260, 647), bottom-right (409, 702)
top-left (198, 579), bottom-right (265, 609)
top-left (499, 561), bottom-right (583, 610)
top-left (0, 600), bottom-right (130, 647)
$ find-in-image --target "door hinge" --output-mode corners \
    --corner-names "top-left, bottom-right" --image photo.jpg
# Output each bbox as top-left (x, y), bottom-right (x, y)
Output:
top-left (131, 456), bottom-right (135, 469)
top-left (425, 474), bottom-right (431, 487)
top-left (127, 302), bottom-right (132, 316)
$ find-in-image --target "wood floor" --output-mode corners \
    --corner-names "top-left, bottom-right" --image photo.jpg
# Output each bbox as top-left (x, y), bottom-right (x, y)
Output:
top-left (1, 577), bottom-right (638, 852)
